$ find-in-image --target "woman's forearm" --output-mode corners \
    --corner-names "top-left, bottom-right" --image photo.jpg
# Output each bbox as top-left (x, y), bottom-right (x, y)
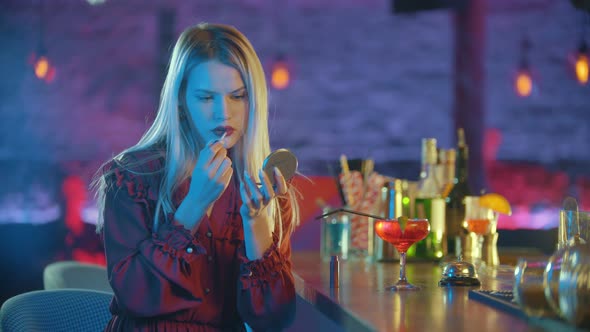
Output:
top-left (174, 192), bottom-right (209, 232)
top-left (242, 215), bottom-right (273, 260)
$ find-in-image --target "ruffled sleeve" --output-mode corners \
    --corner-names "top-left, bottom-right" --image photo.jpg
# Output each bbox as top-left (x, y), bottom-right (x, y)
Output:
top-left (236, 196), bottom-right (296, 331)
top-left (102, 159), bottom-right (208, 317)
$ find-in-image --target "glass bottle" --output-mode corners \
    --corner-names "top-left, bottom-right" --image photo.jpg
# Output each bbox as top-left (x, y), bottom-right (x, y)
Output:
top-left (441, 149), bottom-right (456, 198)
top-left (411, 138), bottom-right (446, 260)
top-left (445, 128), bottom-right (471, 258)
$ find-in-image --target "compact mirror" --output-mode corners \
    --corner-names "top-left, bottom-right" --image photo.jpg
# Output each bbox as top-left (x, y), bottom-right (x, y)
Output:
top-left (263, 149), bottom-right (298, 186)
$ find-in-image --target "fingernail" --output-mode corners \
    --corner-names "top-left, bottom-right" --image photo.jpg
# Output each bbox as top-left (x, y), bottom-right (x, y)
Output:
top-left (274, 167), bottom-right (282, 176)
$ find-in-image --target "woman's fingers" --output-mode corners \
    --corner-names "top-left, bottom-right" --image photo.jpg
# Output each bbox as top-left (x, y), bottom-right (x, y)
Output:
top-left (244, 171), bottom-right (263, 210)
top-left (238, 181), bottom-right (251, 212)
top-left (215, 158), bottom-right (233, 182)
top-left (259, 169), bottom-right (275, 205)
top-left (201, 140), bottom-right (226, 167)
top-left (209, 142), bottom-right (227, 165)
top-left (273, 167), bottom-right (288, 195)
top-left (239, 181), bottom-right (260, 217)
top-left (240, 168), bottom-right (289, 219)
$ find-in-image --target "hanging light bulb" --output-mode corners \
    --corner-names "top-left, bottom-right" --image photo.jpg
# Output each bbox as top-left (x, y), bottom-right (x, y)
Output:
top-left (33, 55), bottom-right (50, 79)
top-left (269, 0), bottom-right (293, 90)
top-left (514, 37), bottom-right (534, 98)
top-left (515, 67), bottom-right (533, 97)
top-left (34, 56), bottom-right (49, 78)
top-left (568, 10), bottom-right (590, 84)
top-left (575, 42), bottom-right (589, 84)
top-left (31, 52), bottom-right (56, 83)
top-left (31, 0), bottom-right (55, 83)
top-left (270, 54), bottom-right (291, 90)
top-left (574, 40), bottom-right (589, 85)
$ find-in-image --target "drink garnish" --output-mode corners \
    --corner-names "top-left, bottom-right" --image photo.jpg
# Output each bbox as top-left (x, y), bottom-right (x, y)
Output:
top-left (398, 215), bottom-right (408, 234)
top-left (479, 193), bottom-right (512, 215)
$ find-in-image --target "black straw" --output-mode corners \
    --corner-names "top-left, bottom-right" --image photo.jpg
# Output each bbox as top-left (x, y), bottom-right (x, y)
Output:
top-left (315, 207), bottom-right (384, 221)
top-left (327, 162), bottom-right (347, 206)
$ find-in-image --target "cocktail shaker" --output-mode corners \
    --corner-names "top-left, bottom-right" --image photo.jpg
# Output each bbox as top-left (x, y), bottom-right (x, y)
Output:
top-left (458, 231), bottom-right (499, 267)
top-left (481, 232), bottom-right (499, 267)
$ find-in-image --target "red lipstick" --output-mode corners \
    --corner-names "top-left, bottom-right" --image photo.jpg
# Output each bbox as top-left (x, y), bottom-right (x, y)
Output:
top-left (213, 126), bottom-right (235, 137)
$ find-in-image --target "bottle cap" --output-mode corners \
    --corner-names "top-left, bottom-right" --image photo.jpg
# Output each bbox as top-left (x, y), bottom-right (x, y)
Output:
top-left (457, 128), bottom-right (465, 147)
top-left (421, 138), bottom-right (438, 165)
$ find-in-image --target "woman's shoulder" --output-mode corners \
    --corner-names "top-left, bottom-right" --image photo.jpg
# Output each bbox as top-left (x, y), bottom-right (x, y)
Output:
top-left (102, 146), bottom-right (166, 191)
top-left (114, 147), bottom-right (166, 174)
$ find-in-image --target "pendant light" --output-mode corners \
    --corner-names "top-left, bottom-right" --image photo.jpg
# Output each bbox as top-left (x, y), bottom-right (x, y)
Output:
top-left (573, 12), bottom-right (589, 85)
top-left (32, 0), bottom-right (55, 83)
top-left (269, 0), bottom-right (292, 90)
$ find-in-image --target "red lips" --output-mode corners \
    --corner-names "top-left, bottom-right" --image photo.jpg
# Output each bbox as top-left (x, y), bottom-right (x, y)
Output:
top-left (213, 126), bottom-right (235, 137)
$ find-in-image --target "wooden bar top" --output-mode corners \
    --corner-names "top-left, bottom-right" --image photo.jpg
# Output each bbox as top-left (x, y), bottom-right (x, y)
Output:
top-left (291, 251), bottom-right (542, 332)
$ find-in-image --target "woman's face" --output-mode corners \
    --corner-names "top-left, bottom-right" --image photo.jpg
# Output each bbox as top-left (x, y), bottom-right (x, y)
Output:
top-left (184, 59), bottom-right (248, 150)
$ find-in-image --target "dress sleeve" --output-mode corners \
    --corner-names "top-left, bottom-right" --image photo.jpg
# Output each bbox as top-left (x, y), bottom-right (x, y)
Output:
top-left (103, 164), bottom-right (208, 317)
top-left (236, 196), bottom-right (296, 331)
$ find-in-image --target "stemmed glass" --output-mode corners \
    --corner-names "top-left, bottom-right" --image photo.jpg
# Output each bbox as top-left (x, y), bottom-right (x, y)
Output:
top-left (374, 217), bottom-right (430, 291)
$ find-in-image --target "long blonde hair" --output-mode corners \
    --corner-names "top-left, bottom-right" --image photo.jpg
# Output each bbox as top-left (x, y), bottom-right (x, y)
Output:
top-left (93, 23), bottom-right (299, 244)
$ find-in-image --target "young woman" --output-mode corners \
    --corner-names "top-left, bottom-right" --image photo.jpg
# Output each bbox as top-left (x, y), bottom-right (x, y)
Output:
top-left (93, 22), bottom-right (300, 331)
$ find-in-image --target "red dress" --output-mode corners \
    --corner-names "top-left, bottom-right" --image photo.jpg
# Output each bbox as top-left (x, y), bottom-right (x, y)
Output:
top-left (101, 150), bottom-right (296, 331)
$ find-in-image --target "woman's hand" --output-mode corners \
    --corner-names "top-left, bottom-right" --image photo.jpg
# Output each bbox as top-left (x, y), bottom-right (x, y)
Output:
top-left (239, 167), bottom-right (288, 260)
top-left (175, 140), bottom-right (233, 230)
top-left (189, 140), bottom-right (233, 207)
top-left (239, 167), bottom-right (287, 222)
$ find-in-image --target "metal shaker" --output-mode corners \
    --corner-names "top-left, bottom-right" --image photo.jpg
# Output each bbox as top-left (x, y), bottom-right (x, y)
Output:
top-left (458, 228), bottom-right (499, 267)
top-left (372, 179), bottom-right (401, 262)
top-left (481, 232), bottom-right (499, 267)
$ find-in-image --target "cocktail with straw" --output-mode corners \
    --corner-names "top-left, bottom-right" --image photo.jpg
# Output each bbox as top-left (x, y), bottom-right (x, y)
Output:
top-left (374, 216), bottom-right (430, 291)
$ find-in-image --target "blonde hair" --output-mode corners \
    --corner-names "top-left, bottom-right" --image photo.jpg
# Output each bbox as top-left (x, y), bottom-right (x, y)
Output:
top-left (93, 23), bottom-right (299, 244)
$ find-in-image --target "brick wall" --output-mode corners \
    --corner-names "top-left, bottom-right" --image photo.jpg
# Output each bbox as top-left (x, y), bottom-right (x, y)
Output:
top-left (0, 0), bottom-right (588, 178)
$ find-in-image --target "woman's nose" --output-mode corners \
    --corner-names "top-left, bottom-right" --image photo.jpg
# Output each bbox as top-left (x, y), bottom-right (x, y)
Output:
top-left (214, 98), bottom-right (230, 120)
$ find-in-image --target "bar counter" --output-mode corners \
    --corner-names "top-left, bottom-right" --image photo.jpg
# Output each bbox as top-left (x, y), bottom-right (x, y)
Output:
top-left (291, 251), bottom-right (547, 332)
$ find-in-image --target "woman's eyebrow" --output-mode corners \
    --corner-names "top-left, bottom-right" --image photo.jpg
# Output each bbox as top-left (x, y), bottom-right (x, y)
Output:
top-left (230, 87), bottom-right (246, 94)
top-left (194, 88), bottom-right (216, 94)
top-left (193, 87), bottom-right (246, 94)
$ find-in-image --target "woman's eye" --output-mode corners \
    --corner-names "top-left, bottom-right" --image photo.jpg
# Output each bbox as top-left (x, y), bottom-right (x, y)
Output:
top-left (231, 94), bottom-right (246, 100)
top-left (198, 95), bottom-right (213, 102)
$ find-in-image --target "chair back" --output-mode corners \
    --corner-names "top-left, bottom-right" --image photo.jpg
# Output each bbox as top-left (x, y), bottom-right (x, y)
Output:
top-left (0, 289), bottom-right (112, 332)
top-left (43, 260), bottom-right (112, 293)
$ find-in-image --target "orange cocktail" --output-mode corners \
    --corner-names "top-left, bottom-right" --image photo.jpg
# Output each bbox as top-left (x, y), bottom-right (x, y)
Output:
top-left (466, 218), bottom-right (490, 235)
top-left (463, 196), bottom-right (500, 266)
top-left (374, 217), bottom-right (430, 291)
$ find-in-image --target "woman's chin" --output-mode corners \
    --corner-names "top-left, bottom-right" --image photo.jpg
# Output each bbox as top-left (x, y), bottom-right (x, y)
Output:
top-left (223, 140), bottom-right (236, 150)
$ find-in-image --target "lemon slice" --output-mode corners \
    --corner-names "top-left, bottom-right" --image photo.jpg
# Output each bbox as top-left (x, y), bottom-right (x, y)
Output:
top-left (479, 193), bottom-right (512, 215)
top-left (398, 215), bottom-right (408, 233)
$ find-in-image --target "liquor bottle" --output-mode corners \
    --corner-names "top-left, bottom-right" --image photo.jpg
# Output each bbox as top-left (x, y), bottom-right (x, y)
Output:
top-left (410, 138), bottom-right (446, 260)
top-left (445, 128), bottom-right (471, 258)
top-left (434, 148), bottom-right (446, 194)
top-left (440, 149), bottom-right (456, 198)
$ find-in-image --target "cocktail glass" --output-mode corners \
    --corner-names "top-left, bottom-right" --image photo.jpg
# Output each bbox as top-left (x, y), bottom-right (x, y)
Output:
top-left (463, 196), bottom-right (496, 268)
top-left (374, 217), bottom-right (430, 291)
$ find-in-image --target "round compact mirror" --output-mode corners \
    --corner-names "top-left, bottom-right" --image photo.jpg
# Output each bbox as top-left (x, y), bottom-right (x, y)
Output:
top-left (263, 149), bottom-right (298, 187)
